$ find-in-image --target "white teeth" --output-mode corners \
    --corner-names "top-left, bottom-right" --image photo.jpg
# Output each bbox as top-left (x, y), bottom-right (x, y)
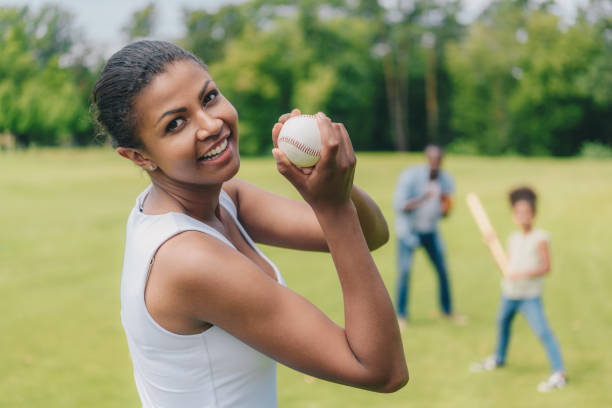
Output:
top-left (202, 139), bottom-right (228, 159)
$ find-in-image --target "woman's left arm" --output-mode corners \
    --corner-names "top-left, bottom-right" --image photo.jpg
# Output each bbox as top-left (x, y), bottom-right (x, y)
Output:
top-left (223, 178), bottom-right (389, 252)
top-left (350, 185), bottom-right (390, 250)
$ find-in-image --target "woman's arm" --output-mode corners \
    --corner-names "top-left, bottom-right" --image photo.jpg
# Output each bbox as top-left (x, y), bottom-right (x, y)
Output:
top-left (223, 179), bottom-right (388, 252)
top-left (350, 185), bottom-right (389, 250)
top-left (153, 228), bottom-right (407, 392)
top-left (223, 110), bottom-right (389, 252)
top-left (152, 112), bottom-right (408, 391)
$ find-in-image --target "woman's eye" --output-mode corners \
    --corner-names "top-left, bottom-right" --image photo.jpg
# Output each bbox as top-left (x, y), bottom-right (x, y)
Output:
top-left (166, 117), bottom-right (184, 133)
top-left (203, 90), bottom-right (219, 105)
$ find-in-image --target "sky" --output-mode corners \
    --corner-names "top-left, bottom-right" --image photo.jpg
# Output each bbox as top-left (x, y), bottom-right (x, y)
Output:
top-left (0, 0), bottom-right (246, 55)
top-left (0, 0), bottom-right (588, 56)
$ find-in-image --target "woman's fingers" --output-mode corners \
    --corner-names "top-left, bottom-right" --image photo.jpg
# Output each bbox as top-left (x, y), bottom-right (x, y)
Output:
top-left (277, 109), bottom-right (302, 124)
top-left (272, 122), bottom-right (282, 147)
top-left (273, 109), bottom-right (303, 147)
top-left (272, 148), bottom-right (307, 187)
top-left (335, 122), bottom-right (356, 168)
top-left (316, 113), bottom-right (340, 165)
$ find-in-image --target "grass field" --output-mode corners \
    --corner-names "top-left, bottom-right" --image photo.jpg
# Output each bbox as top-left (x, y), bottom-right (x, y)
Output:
top-left (1, 148), bottom-right (611, 407)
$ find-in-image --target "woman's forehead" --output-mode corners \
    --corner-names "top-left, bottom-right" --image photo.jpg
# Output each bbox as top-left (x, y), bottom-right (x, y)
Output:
top-left (145, 60), bottom-right (211, 97)
top-left (134, 61), bottom-right (211, 118)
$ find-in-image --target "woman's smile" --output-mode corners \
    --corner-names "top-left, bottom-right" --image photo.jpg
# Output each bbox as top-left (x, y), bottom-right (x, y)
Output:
top-left (197, 135), bottom-right (231, 163)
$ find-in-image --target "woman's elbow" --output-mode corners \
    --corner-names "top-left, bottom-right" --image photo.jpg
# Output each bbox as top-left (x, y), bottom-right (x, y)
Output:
top-left (367, 223), bottom-right (390, 251)
top-left (362, 361), bottom-right (409, 393)
top-left (374, 366), bottom-right (409, 393)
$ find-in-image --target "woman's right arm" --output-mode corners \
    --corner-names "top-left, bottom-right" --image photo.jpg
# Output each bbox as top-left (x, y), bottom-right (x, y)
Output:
top-left (153, 113), bottom-right (407, 391)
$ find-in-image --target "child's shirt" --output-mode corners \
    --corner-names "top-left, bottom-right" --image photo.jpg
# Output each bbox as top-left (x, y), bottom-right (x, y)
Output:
top-left (501, 228), bottom-right (551, 299)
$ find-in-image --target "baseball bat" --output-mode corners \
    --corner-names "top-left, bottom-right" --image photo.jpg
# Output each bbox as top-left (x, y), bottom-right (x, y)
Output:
top-left (465, 192), bottom-right (509, 276)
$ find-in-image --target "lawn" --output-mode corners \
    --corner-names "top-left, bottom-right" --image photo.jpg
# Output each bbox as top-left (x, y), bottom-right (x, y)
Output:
top-left (1, 148), bottom-right (610, 407)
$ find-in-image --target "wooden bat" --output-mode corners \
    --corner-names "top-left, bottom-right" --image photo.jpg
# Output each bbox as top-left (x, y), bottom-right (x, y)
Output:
top-left (465, 192), bottom-right (509, 276)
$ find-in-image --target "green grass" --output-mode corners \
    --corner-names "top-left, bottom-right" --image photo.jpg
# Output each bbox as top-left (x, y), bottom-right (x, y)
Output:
top-left (1, 148), bottom-right (611, 407)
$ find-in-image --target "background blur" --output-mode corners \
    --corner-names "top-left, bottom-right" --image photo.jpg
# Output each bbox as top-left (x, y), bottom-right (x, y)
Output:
top-left (0, 0), bottom-right (610, 156)
top-left (1, 1), bottom-right (612, 407)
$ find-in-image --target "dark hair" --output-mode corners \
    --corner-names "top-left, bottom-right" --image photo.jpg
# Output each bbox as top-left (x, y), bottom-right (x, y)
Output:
top-left (92, 40), bottom-right (207, 148)
top-left (509, 186), bottom-right (537, 212)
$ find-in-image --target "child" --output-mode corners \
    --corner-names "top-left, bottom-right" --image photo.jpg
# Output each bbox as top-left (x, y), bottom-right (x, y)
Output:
top-left (471, 186), bottom-right (567, 392)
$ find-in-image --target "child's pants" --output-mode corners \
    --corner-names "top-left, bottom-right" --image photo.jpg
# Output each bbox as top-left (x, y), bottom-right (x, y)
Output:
top-left (494, 296), bottom-right (565, 373)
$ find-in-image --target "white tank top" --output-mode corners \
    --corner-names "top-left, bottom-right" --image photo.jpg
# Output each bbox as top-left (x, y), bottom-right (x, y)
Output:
top-left (120, 185), bottom-right (284, 408)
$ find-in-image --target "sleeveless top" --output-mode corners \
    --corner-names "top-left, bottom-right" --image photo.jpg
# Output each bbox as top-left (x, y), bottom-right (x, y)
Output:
top-left (120, 185), bottom-right (285, 407)
top-left (501, 228), bottom-right (550, 299)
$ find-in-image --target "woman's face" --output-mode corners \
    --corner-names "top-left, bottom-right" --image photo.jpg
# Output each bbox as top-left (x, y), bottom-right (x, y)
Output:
top-left (132, 59), bottom-right (240, 186)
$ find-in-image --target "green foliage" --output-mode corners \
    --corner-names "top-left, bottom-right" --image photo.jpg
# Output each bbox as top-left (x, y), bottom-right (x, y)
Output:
top-left (446, 0), bottom-right (611, 156)
top-left (181, 3), bottom-right (248, 66)
top-left (122, 3), bottom-right (156, 41)
top-left (1, 0), bottom-right (611, 155)
top-left (203, 2), bottom-right (391, 154)
top-left (580, 141), bottom-right (612, 158)
top-left (0, 6), bottom-right (93, 146)
top-left (445, 138), bottom-right (480, 155)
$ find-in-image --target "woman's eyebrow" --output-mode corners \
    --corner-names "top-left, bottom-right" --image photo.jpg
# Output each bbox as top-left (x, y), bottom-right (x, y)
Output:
top-left (155, 80), bottom-right (212, 126)
top-left (156, 107), bottom-right (186, 125)
top-left (198, 79), bottom-right (212, 100)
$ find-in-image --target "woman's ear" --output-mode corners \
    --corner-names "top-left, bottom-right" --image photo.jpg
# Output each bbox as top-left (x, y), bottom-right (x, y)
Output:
top-left (116, 147), bottom-right (157, 172)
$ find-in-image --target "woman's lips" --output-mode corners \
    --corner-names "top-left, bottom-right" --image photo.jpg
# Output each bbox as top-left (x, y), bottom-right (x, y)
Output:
top-left (198, 137), bottom-right (229, 162)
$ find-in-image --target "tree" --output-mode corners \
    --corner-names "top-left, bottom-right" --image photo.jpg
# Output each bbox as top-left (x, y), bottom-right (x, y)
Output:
top-left (183, 0), bottom-right (463, 154)
top-left (446, 0), bottom-right (609, 155)
top-left (366, 0), bottom-right (463, 150)
top-left (182, 3), bottom-right (249, 65)
top-left (190, 1), bottom-right (390, 154)
top-left (122, 3), bottom-right (156, 40)
top-left (0, 6), bottom-right (91, 146)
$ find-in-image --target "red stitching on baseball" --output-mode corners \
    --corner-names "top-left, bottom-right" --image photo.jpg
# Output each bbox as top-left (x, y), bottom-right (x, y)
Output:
top-left (278, 136), bottom-right (320, 157)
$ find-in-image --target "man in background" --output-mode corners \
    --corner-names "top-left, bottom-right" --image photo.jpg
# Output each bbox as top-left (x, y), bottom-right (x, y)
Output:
top-left (393, 144), bottom-right (464, 328)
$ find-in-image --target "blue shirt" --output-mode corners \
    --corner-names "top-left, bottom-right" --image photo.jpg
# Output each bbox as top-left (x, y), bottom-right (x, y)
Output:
top-left (393, 164), bottom-right (455, 247)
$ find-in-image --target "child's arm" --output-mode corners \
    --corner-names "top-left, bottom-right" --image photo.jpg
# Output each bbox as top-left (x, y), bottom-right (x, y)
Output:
top-left (509, 240), bottom-right (551, 279)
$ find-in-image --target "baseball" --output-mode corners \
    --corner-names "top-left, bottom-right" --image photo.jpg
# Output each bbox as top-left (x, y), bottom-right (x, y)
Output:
top-left (278, 115), bottom-right (321, 167)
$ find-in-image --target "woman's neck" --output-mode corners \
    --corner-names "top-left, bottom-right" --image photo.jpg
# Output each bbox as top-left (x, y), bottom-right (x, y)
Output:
top-left (147, 177), bottom-right (223, 222)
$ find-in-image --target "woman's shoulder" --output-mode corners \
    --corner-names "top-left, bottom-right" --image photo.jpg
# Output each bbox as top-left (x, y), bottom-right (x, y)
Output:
top-left (222, 177), bottom-right (274, 216)
top-left (222, 177), bottom-right (248, 198)
top-left (222, 178), bottom-right (250, 211)
top-left (154, 229), bottom-right (240, 284)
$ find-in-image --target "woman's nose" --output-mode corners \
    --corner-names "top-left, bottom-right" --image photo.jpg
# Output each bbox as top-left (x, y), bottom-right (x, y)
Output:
top-left (195, 111), bottom-right (223, 140)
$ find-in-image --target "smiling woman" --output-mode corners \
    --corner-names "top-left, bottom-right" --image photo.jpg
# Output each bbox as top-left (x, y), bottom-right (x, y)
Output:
top-left (91, 40), bottom-right (407, 408)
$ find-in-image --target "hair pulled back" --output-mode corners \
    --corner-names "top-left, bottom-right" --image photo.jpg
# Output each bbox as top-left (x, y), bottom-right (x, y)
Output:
top-left (92, 40), bottom-right (207, 148)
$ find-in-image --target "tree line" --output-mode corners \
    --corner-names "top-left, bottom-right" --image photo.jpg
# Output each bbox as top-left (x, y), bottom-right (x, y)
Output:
top-left (0, 0), bottom-right (610, 156)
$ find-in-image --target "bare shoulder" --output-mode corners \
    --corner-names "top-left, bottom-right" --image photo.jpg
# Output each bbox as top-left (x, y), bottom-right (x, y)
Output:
top-left (149, 228), bottom-right (280, 326)
top-left (151, 231), bottom-right (234, 291)
top-left (144, 225), bottom-right (289, 337)
top-left (222, 178), bottom-right (250, 203)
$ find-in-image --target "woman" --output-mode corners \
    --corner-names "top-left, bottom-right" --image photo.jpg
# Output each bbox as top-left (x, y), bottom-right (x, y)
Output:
top-left (93, 40), bottom-right (407, 407)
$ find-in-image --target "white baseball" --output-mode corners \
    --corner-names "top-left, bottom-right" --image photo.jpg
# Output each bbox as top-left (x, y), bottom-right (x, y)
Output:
top-left (277, 115), bottom-right (321, 167)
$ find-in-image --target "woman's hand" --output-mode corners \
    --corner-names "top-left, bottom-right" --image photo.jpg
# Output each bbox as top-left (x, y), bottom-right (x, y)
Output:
top-left (272, 110), bottom-right (356, 212)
